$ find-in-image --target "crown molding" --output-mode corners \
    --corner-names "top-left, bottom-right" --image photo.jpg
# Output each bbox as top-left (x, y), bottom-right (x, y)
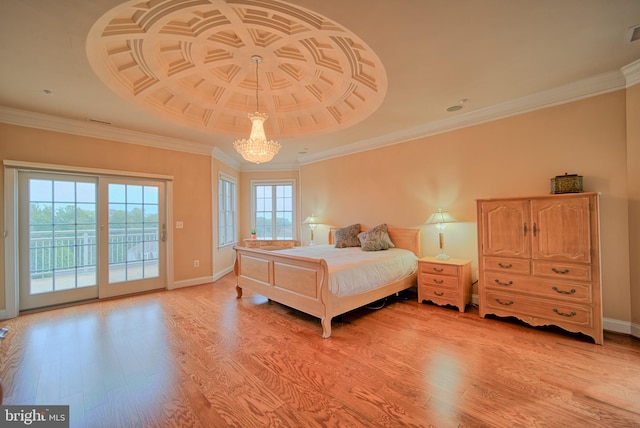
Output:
top-left (239, 161), bottom-right (300, 172)
top-left (0, 106), bottom-right (213, 156)
top-left (299, 69), bottom-right (627, 165)
top-left (622, 59), bottom-right (640, 87)
top-left (212, 147), bottom-right (241, 170)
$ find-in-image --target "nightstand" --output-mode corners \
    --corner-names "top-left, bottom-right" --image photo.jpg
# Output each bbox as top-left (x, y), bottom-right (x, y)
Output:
top-left (418, 256), bottom-right (472, 312)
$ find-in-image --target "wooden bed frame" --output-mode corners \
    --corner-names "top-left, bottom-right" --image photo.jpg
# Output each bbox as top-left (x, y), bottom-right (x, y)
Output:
top-left (234, 227), bottom-right (421, 338)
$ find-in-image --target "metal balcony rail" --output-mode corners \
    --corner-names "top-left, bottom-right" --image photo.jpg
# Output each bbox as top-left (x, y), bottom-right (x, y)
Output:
top-left (30, 228), bottom-right (158, 277)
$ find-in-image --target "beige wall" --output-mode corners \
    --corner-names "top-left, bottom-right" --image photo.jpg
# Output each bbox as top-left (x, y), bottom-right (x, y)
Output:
top-left (0, 123), bottom-right (213, 311)
top-left (300, 90), bottom-right (633, 323)
top-left (627, 82), bottom-right (640, 327)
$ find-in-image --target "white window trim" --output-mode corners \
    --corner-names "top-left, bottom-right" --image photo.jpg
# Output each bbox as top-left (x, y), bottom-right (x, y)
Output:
top-left (218, 172), bottom-right (237, 248)
top-left (250, 178), bottom-right (297, 240)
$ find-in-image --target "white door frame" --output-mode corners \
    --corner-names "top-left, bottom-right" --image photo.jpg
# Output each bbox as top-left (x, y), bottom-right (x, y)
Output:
top-left (2, 160), bottom-right (175, 319)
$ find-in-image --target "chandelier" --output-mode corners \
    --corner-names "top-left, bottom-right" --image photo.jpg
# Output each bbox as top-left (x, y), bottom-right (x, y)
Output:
top-left (233, 55), bottom-right (281, 164)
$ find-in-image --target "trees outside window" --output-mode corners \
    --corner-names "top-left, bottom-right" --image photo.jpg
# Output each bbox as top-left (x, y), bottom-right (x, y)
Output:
top-left (252, 181), bottom-right (295, 240)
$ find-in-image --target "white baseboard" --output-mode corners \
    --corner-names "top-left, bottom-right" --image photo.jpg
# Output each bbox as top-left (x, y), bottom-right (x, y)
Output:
top-left (213, 266), bottom-right (234, 281)
top-left (0, 308), bottom-right (15, 321)
top-left (471, 294), bottom-right (479, 305)
top-left (167, 266), bottom-right (233, 290)
top-left (170, 275), bottom-right (214, 290)
top-left (603, 317), bottom-right (631, 335)
top-left (630, 322), bottom-right (640, 339)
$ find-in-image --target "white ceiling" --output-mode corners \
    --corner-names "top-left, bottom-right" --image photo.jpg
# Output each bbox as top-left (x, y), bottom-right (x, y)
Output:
top-left (1, 0), bottom-right (639, 170)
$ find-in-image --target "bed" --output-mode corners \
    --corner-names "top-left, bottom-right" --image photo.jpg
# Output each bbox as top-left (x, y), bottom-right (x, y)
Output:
top-left (234, 226), bottom-right (421, 338)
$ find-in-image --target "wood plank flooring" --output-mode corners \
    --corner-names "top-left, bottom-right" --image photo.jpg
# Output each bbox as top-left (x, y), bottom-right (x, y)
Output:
top-left (1, 273), bottom-right (639, 427)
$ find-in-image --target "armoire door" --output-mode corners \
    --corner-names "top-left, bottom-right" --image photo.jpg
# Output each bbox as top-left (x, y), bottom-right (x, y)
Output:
top-left (479, 199), bottom-right (531, 259)
top-left (530, 196), bottom-right (592, 263)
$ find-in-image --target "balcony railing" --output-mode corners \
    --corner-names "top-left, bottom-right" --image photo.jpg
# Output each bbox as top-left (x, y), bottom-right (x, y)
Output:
top-left (30, 228), bottom-right (158, 278)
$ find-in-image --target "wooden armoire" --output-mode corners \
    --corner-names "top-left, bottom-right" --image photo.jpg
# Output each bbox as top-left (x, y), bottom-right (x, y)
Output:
top-left (476, 192), bottom-right (602, 344)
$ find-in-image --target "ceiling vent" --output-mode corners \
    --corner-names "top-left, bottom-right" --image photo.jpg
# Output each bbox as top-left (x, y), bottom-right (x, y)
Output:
top-left (629, 24), bottom-right (640, 43)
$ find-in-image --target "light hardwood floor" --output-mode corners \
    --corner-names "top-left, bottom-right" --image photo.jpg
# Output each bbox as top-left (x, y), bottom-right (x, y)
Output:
top-left (1, 273), bottom-right (639, 427)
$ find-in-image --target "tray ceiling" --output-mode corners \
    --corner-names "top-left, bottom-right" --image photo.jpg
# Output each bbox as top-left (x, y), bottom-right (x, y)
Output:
top-left (86, 0), bottom-right (387, 140)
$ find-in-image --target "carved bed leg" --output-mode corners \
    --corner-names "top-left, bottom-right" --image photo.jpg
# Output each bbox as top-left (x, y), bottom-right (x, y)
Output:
top-left (321, 317), bottom-right (332, 338)
top-left (236, 285), bottom-right (243, 298)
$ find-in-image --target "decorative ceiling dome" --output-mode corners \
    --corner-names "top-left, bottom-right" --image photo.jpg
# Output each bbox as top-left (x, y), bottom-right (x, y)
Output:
top-left (86, 0), bottom-right (388, 141)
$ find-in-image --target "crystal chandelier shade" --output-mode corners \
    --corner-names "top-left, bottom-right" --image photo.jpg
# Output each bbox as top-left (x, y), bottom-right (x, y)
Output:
top-left (233, 56), bottom-right (281, 164)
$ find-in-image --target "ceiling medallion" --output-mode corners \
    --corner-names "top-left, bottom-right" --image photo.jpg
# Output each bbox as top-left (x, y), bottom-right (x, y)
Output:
top-left (86, 0), bottom-right (388, 151)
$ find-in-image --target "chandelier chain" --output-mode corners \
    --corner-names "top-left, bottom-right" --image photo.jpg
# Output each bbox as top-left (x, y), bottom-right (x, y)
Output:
top-left (255, 57), bottom-right (260, 112)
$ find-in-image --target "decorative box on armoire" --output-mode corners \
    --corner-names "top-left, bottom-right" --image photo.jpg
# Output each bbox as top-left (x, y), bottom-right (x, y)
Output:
top-left (476, 192), bottom-right (602, 344)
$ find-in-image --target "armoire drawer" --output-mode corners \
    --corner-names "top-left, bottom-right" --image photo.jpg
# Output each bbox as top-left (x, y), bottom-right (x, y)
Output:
top-left (483, 273), bottom-right (592, 303)
top-left (483, 257), bottom-right (530, 275)
top-left (532, 260), bottom-right (591, 282)
top-left (484, 291), bottom-right (592, 327)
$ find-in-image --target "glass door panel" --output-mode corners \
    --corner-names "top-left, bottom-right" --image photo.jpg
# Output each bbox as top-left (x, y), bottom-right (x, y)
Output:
top-left (19, 173), bottom-right (99, 310)
top-left (99, 179), bottom-right (166, 298)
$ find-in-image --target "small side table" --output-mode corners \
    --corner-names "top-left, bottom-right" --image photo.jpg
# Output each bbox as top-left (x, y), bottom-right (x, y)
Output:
top-left (242, 239), bottom-right (297, 250)
top-left (418, 256), bottom-right (472, 312)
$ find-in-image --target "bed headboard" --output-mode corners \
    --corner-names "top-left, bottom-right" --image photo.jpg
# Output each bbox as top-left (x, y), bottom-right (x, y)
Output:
top-left (328, 227), bottom-right (421, 257)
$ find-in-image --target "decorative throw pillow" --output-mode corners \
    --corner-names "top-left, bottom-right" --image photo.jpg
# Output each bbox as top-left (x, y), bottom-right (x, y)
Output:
top-left (358, 224), bottom-right (395, 251)
top-left (334, 223), bottom-right (361, 248)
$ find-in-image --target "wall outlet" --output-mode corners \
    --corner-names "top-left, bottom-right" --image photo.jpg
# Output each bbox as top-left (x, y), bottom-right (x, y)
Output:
top-left (176, 221), bottom-right (184, 229)
top-left (194, 260), bottom-right (199, 268)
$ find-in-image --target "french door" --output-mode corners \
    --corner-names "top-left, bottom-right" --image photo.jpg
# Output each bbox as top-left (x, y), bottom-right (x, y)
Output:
top-left (18, 172), bottom-right (166, 311)
top-left (99, 179), bottom-right (166, 298)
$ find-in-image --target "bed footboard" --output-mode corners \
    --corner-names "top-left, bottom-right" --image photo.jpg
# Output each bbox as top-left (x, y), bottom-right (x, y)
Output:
top-left (234, 246), bottom-right (333, 336)
top-left (233, 228), bottom-right (420, 338)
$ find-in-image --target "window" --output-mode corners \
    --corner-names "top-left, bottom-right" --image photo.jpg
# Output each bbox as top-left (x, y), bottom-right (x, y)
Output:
top-left (27, 176), bottom-right (98, 292)
top-left (107, 183), bottom-right (160, 283)
top-left (252, 180), bottom-right (295, 240)
top-left (218, 174), bottom-right (237, 247)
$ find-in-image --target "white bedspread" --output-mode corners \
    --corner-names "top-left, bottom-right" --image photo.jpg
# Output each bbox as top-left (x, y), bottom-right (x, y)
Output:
top-left (275, 245), bottom-right (418, 297)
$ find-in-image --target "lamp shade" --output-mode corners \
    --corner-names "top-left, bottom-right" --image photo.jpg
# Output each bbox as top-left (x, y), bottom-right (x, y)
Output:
top-left (426, 209), bottom-right (457, 225)
top-left (303, 214), bottom-right (320, 225)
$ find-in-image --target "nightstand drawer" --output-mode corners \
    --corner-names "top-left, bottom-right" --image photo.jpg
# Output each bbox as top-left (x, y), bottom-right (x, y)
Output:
top-left (419, 262), bottom-right (459, 276)
top-left (419, 273), bottom-right (458, 289)
top-left (419, 285), bottom-right (458, 306)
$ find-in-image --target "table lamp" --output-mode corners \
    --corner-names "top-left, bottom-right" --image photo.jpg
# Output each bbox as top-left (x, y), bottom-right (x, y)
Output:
top-left (302, 214), bottom-right (320, 245)
top-left (425, 209), bottom-right (457, 260)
